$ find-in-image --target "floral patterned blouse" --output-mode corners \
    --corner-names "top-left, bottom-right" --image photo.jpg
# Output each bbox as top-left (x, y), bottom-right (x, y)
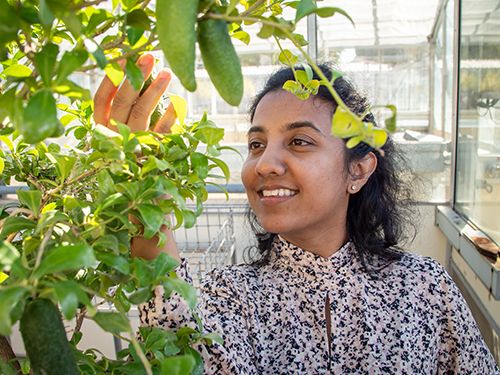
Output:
top-left (139, 236), bottom-right (499, 374)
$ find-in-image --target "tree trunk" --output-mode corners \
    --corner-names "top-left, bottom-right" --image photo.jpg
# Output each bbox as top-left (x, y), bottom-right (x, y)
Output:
top-left (0, 335), bottom-right (21, 373)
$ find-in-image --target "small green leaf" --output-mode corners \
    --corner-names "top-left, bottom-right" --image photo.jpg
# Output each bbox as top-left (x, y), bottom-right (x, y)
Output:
top-left (231, 30), bottom-right (250, 45)
top-left (21, 90), bottom-right (61, 144)
top-left (38, 0), bottom-right (55, 26)
top-left (0, 240), bottom-right (20, 272)
top-left (183, 346), bottom-right (203, 375)
top-left (125, 58), bottom-right (144, 92)
top-left (128, 287), bottom-right (153, 305)
top-left (278, 50), bottom-right (298, 67)
top-left (84, 38), bottom-right (107, 69)
top-left (160, 355), bottom-right (195, 375)
top-left (202, 128), bottom-right (224, 146)
top-left (257, 24), bottom-right (275, 39)
top-left (33, 243), bottom-right (96, 279)
top-left (282, 80), bottom-right (301, 95)
top-left (137, 204), bottom-right (163, 236)
top-left (53, 280), bottom-right (94, 320)
top-left (98, 169), bottom-right (116, 196)
top-left (126, 27), bottom-right (145, 47)
top-left (0, 286), bottom-right (29, 335)
top-left (315, 7), bottom-right (354, 25)
top-left (126, 9), bottom-right (151, 30)
top-left (93, 312), bottom-right (130, 334)
top-left (56, 49), bottom-right (89, 84)
top-left (133, 258), bottom-right (154, 287)
top-left (34, 43), bottom-right (59, 88)
top-left (295, 0), bottom-right (317, 22)
top-left (1, 64), bottom-right (32, 78)
top-left (207, 156), bottom-right (230, 184)
top-left (331, 107), bottom-right (361, 138)
top-left (17, 190), bottom-right (42, 218)
top-left (163, 277), bottom-right (197, 309)
top-left (20, 358), bottom-right (30, 375)
top-left (296, 70), bottom-right (309, 86)
top-left (97, 252), bottom-right (131, 274)
top-left (346, 135), bottom-right (363, 148)
top-left (372, 129), bottom-right (389, 148)
top-left (153, 252), bottom-right (180, 281)
top-left (190, 153), bottom-right (208, 180)
top-left (0, 217), bottom-right (36, 240)
top-left (93, 235), bottom-right (120, 253)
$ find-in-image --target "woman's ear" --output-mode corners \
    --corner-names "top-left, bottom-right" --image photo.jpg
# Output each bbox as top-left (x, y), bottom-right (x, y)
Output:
top-left (348, 152), bottom-right (377, 193)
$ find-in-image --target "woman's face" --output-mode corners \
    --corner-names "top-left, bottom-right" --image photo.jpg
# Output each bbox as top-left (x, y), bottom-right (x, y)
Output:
top-left (242, 90), bottom-right (353, 252)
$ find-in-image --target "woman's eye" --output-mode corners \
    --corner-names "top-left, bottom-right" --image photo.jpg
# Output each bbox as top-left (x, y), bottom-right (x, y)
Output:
top-left (248, 141), bottom-right (264, 150)
top-left (291, 138), bottom-right (310, 146)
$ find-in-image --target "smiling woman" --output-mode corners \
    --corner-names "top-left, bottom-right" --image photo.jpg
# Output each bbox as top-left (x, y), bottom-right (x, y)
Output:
top-left (95, 59), bottom-right (499, 374)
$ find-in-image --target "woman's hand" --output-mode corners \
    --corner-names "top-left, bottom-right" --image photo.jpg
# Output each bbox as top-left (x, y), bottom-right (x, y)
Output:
top-left (94, 53), bottom-right (177, 134)
top-left (93, 53), bottom-right (181, 262)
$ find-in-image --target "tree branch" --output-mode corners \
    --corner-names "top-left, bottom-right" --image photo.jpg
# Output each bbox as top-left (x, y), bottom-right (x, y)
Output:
top-left (0, 335), bottom-right (21, 374)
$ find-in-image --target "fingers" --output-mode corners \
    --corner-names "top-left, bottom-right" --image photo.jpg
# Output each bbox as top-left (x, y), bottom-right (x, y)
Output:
top-left (107, 54), bottom-right (155, 132)
top-left (154, 101), bottom-right (177, 134)
top-left (93, 60), bottom-right (126, 126)
top-left (127, 69), bottom-right (172, 133)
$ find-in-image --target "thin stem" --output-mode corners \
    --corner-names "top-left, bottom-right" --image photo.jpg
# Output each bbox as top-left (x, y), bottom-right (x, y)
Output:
top-left (274, 36), bottom-right (300, 82)
top-left (240, 0), bottom-right (267, 17)
top-left (129, 331), bottom-right (152, 375)
top-left (34, 225), bottom-right (54, 271)
top-left (71, 0), bottom-right (107, 11)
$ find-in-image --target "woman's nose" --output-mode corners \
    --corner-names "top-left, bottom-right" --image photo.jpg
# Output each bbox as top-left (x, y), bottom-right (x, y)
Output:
top-left (255, 146), bottom-right (286, 177)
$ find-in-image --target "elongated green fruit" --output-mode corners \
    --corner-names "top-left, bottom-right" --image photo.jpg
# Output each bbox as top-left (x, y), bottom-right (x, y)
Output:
top-left (20, 299), bottom-right (79, 375)
top-left (198, 17), bottom-right (243, 106)
top-left (156, 0), bottom-right (198, 92)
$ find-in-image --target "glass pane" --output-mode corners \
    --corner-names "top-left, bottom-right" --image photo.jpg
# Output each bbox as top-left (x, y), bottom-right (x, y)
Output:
top-left (455, 0), bottom-right (500, 244)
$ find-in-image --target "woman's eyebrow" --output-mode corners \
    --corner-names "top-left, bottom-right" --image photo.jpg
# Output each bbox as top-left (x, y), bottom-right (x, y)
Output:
top-left (285, 121), bottom-right (325, 136)
top-left (247, 125), bottom-right (264, 136)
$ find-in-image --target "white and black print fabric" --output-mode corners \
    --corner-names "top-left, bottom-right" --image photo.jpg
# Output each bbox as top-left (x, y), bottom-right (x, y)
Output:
top-left (139, 235), bottom-right (499, 374)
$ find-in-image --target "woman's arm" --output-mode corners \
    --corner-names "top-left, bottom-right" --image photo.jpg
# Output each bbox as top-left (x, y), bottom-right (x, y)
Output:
top-left (93, 53), bottom-right (180, 262)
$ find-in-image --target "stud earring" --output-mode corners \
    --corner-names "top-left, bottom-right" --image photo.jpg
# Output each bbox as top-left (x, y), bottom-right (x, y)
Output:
top-left (350, 185), bottom-right (356, 191)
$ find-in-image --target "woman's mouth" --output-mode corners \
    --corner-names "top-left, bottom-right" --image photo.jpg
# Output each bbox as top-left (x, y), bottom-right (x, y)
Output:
top-left (260, 188), bottom-right (298, 197)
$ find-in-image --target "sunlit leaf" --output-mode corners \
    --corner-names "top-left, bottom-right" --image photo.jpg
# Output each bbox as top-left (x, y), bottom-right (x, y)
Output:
top-left (0, 286), bottom-right (29, 335)
top-left (56, 49), bottom-right (89, 84)
top-left (1, 64), bottom-right (32, 78)
top-left (163, 277), bottom-right (197, 310)
top-left (0, 217), bottom-right (36, 240)
top-left (97, 252), bottom-right (131, 274)
top-left (153, 252), bottom-right (180, 281)
top-left (137, 204), bottom-right (163, 235)
top-left (278, 50), bottom-right (298, 67)
top-left (169, 94), bottom-right (187, 126)
top-left (231, 31), bottom-right (250, 45)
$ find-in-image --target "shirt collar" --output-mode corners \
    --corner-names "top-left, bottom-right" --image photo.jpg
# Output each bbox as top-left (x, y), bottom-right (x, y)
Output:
top-left (270, 235), bottom-right (357, 277)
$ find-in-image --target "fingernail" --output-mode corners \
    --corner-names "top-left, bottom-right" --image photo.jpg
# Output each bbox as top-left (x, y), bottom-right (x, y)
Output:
top-left (138, 54), bottom-right (154, 66)
top-left (157, 69), bottom-right (171, 79)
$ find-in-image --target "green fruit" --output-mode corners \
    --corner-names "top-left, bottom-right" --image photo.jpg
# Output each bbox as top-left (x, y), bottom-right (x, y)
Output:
top-left (156, 0), bottom-right (198, 92)
top-left (198, 16), bottom-right (243, 107)
top-left (20, 299), bottom-right (79, 375)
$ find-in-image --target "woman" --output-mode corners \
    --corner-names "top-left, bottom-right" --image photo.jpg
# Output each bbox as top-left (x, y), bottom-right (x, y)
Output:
top-left (95, 54), bottom-right (499, 374)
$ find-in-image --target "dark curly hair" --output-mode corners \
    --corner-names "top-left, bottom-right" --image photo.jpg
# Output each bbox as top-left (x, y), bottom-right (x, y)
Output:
top-left (245, 63), bottom-right (418, 272)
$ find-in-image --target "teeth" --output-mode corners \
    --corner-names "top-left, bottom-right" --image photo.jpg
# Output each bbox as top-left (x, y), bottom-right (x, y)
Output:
top-left (262, 189), bottom-right (297, 197)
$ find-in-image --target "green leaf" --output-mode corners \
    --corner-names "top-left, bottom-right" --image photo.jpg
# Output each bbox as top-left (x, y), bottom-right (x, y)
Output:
top-left (84, 38), bottom-right (107, 69)
top-left (38, 0), bottom-right (56, 26)
top-left (125, 58), bottom-right (144, 92)
top-left (159, 177), bottom-right (185, 209)
top-left (0, 217), bottom-right (36, 239)
top-left (17, 190), bottom-right (42, 218)
top-left (0, 135), bottom-right (14, 152)
top-left (0, 158), bottom-right (3, 176)
top-left (315, 7), bottom-right (354, 25)
top-left (160, 355), bottom-right (195, 375)
top-left (0, 360), bottom-right (17, 375)
top-left (126, 9), bottom-right (151, 30)
top-left (296, 70), bottom-right (309, 86)
top-left (201, 332), bottom-right (224, 346)
top-left (202, 128), bottom-right (224, 146)
top-left (20, 90), bottom-right (61, 144)
top-left (163, 277), bottom-right (196, 309)
top-left (372, 129), bottom-right (389, 148)
top-left (93, 234), bottom-right (120, 253)
top-left (46, 152), bottom-right (77, 181)
top-left (346, 135), bottom-right (362, 148)
top-left (96, 252), bottom-right (131, 274)
top-left (278, 50), bottom-right (298, 67)
top-left (98, 169), bottom-right (116, 196)
top-left (183, 346), bottom-right (203, 375)
top-left (62, 10), bottom-right (83, 38)
top-left (54, 79), bottom-right (92, 101)
top-left (52, 280), bottom-right (93, 320)
top-left (56, 49), bottom-right (89, 85)
top-left (231, 30), bottom-right (250, 45)
top-left (0, 286), bottom-right (28, 335)
top-left (0, 89), bottom-right (16, 124)
top-left (33, 243), bottom-right (96, 279)
top-left (20, 358), bottom-right (30, 375)
top-left (295, 0), bottom-right (317, 22)
top-left (126, 27), bottom-right (145, 47)
top-left (190, 153), bottom-right (208, 179)
top-left (1, 64), bottom-right (32, 78)
top-left (282, 80), bottom-right (301, 95)
top-left (133, 258), bottom-right (154, 287)
top-left (94, 193), bottom-right (128, 216)
top-left (128, 287), bottom-right (153, 305)
top-left (34, 43), bottom-right (59, 88)
top-left (153, 252), bottom-right (180, 281)
top-left (257, 24), bottom-right (275, 39)
top-left (137, 204), bottom-right (163, 236)
top-left (383, 105), bottom-right (397, 132)
top-left (0, 0), bottom-right (20, 47)
top-left (93, 312), bottom-right (130, 334)
top-left (116, 121), bottom-right (131, 143)
top-left (181, 209), bottom-right (196, 229)
top-left (0, 240), bottom-right (20, 272)
top-left (207, 157), bottom-right (230, 184)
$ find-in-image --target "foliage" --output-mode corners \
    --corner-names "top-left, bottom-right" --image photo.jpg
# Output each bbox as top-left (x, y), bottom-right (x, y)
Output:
top-left (0, 0), bottom-right (398, 374)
